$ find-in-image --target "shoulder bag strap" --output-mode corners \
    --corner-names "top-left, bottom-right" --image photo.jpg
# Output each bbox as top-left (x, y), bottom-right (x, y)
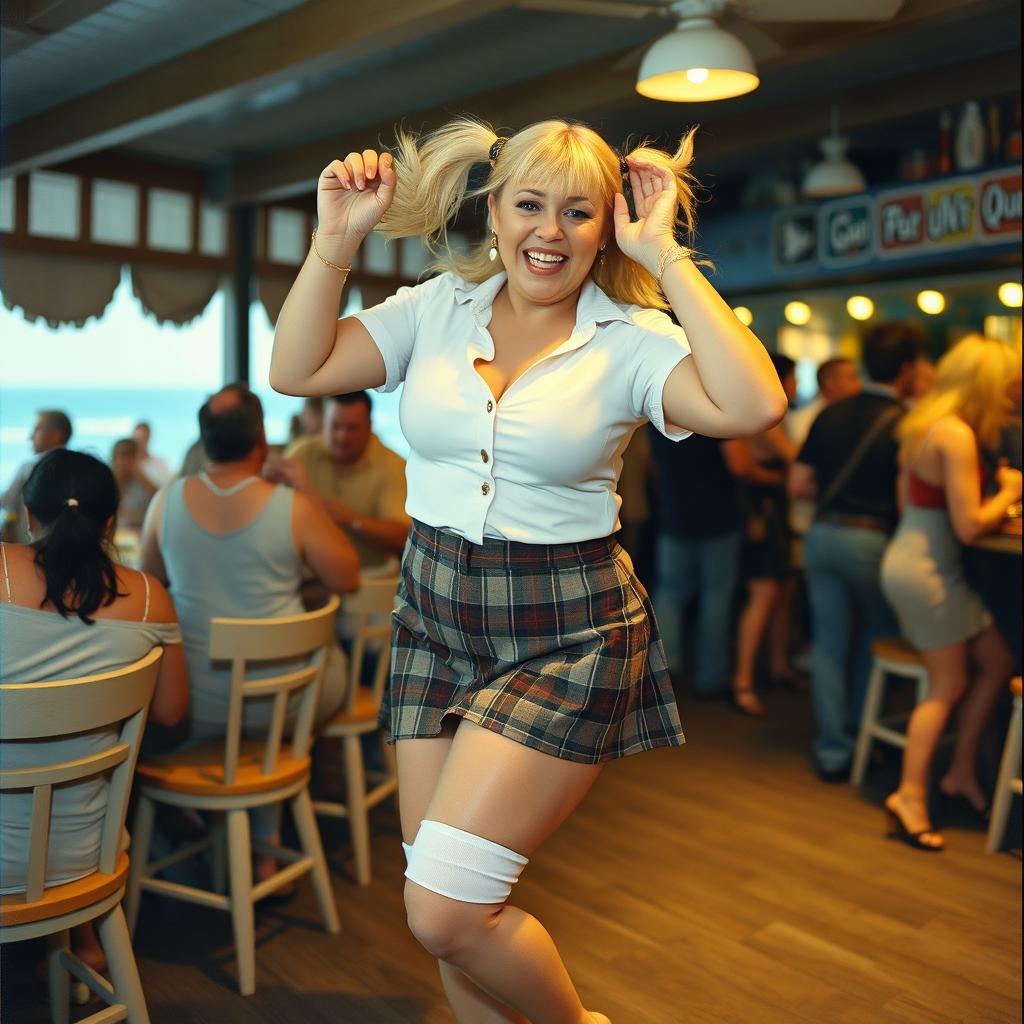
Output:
top-left (816, 404), bottom-right (903, 512)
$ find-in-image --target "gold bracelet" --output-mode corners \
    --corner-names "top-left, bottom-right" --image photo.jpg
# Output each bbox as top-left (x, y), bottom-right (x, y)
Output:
top-left (311, 230), bottom-right (352, 274)
top-left (656, 243), bottom-right (690, 285)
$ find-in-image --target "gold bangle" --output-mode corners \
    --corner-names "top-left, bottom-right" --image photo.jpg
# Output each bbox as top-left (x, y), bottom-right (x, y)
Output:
top-left (656, 243), bottom-right (690, 285)
top-left (311, 230), bottom-right (352, 274)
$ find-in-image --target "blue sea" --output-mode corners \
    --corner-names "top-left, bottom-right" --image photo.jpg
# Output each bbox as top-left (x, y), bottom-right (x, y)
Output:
top-left (0, 385), bottom-right (408, 488)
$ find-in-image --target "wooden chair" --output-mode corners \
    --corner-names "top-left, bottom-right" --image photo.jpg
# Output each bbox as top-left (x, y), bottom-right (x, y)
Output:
top-left (986, 676), bottom-right (1023, 854)
top-left (0, 648), bottom-right (163, 1024)
top-left (313, 574), bottom-right (399, 885)
top-left (850, 636), bottom-right (931, 786)
top-left (125, 597), bottom-right (341, 996)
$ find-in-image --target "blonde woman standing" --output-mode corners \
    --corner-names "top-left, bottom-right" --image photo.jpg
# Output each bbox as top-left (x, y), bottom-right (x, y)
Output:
top-left (880, 335), bottom-right (1022, 852)
top-left (270, 117), bottom-right (785, 1024)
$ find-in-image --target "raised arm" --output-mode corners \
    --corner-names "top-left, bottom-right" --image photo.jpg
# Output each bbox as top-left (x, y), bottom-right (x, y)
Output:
top-left (269, 150), bottom-right (397, 397)
top-left (613, 158), bottom-right (787, 438)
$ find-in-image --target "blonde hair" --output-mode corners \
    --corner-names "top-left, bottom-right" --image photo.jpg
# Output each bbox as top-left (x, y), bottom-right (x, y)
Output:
top-left (898, 333), bottom-right (1020, 460)
top-left (377, 116), bottom-right (703, 310)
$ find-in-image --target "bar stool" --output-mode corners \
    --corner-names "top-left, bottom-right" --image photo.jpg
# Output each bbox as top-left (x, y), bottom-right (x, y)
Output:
top-left (850, 636), bottom-right (930, 786)
top-left (986, 676), bottom-right (1022, 853)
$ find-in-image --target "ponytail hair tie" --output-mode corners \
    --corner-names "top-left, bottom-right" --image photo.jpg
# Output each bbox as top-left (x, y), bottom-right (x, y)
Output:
top-left (64, 498), bottom-right (79, 508)
top-left (489, 137), bottom-right (509, 163)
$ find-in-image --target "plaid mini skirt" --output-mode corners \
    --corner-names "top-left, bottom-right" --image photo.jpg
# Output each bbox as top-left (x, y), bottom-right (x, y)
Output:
top-left (380, 520), bottom-right (685, 764)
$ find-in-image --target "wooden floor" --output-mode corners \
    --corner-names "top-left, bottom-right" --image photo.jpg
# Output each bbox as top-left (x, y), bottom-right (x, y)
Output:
top-left (4, 687), bottom-right (1021, 1023)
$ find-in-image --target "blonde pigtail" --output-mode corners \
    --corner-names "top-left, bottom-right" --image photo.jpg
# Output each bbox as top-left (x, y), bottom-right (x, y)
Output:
top-left (377, 117), bottom-right (498, 271)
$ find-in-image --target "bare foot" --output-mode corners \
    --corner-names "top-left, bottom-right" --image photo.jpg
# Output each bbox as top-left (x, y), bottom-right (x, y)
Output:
top-left (885, 792), bottom-right (943, 850)
top-left (71, 922), bottom-right (107, 973)
top-left (937, 775), bottom-right (989, 814)
top-left (732, 688), bottom-right (767, 717)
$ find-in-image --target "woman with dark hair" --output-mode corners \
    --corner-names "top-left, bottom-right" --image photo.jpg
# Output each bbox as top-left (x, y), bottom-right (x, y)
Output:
top-left (0, 448), bottom-right (188, 980)
top-left (723, 353), bottom-right (799, 715)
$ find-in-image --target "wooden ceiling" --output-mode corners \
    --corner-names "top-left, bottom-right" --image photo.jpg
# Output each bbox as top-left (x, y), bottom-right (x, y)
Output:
top-left (2, 0), bottom-right (1020, 206)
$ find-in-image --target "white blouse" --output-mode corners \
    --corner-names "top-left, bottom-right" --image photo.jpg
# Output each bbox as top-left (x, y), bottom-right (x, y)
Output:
top-left (355, 271), bottom-right (691, 544)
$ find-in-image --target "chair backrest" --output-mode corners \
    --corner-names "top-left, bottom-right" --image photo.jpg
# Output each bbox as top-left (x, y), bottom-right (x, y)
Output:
top-left (0, 648), bottom-right (163, 902)
top-left (341, 574), bottom-right (399, 716)
top-left (208, 594), bottom-right (340, 783)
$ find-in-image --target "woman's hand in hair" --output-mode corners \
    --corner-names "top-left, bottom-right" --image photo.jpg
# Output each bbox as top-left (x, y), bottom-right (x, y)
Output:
top-left (317, 149), bottom-right (397, 245)
top-left (612, 157), bottom-right (678, 272)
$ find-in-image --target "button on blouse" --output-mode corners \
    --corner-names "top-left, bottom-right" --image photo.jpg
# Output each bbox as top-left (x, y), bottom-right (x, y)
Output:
top-left (354, 271), bottom-right (692, 544)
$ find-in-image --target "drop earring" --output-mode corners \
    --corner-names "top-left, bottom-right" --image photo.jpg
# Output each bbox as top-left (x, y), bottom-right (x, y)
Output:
top-left (488, 233), bottom-right (498, 262)
top-left (597, 245), bottom-right (606, 267)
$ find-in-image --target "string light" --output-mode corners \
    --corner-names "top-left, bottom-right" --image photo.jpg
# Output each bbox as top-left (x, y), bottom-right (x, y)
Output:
top-left (997, 282), bottom-right (1022, 308)
top-left (784, 301), bottom-right (811, 326)
top-left (846, 296), bottom-right (874, 321)
top-left (733, 305), bottom-right (753, 326)
top-left (916, 290), bottom-right (946, 315)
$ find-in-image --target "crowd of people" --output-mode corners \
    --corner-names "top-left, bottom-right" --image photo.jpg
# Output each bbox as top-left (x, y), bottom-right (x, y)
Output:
top-left (0, 119), bottom-right (1018, 1016)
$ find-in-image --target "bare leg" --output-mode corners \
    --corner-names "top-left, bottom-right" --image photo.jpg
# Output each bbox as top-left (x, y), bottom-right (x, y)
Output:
top-left (887, 643), bottom-right (968, 850)
top-left (939, 623), bottom-right (1014, 810)
top-left (732, 579), bottom-right (779, 714)
top-left (404, 720), bottom-right (607, 1024)
top-left (768, 575), bottom-right (799, 683)
top-left (397, 722), bottom-right (527, 1024)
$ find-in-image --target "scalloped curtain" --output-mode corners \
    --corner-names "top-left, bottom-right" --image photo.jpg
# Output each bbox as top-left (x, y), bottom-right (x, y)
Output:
top-left (0, 251), bottom-right (121, 327)
top-left (130, 264), bottom-right (220, 325)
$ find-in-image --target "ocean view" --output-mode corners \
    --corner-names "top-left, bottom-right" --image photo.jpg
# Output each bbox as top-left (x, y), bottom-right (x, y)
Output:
top-left (0, 385), bottom-right (408, 489)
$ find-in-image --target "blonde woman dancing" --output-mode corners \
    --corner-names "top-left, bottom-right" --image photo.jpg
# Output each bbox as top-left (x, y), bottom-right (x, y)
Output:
top-left (270, 117), bottom-right (785, 1023)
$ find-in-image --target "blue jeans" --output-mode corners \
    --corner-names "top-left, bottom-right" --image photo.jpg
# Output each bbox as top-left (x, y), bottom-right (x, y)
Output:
top-left (653, 530), bottom-right (743, 694)
top-left (803, 522), bottom-right (898, 772)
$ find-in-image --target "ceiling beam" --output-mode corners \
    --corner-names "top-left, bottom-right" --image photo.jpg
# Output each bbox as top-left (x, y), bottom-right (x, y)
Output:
top-left (228, 53), bottom-right (642, 204)
top-left (2, 0), bottom-right (510, 176)
top-left (0, 0), bottom-right (117, 58)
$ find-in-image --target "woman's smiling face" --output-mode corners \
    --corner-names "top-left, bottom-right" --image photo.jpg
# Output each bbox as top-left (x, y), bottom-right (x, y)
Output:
top-left (488, 181), bottom-right (608, 306)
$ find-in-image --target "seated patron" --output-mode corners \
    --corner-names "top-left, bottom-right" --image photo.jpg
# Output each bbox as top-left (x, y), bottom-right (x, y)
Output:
top-left (269, 391), bottom-right (410, 569)
top-left (110, 437), bottom-right (157, 530)
top-left (0, 449), bottom-right (187, 968)
top-left (0, 409), bottom-right (73, 543)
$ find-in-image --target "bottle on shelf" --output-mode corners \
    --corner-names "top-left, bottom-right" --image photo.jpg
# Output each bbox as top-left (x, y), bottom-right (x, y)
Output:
top-left (937, 110), bottom-right (953, 175)
top-left (1006, 103), bottom-right (1022, 162)
top-left (987, 101), bottom-right (1002, 165)
top-left (954, 101), bottom-right (985, 172)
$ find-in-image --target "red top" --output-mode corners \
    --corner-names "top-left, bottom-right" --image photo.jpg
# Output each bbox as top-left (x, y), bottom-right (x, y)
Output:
top-left (907, 460), bottom-right (986, 509)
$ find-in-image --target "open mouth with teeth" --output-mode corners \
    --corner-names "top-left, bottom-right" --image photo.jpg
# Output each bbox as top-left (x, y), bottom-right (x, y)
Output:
top-left (523, 249), bottom-right (569, 274)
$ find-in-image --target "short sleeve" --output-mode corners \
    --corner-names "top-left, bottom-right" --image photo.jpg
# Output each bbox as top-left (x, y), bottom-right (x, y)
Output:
top-left (626, 309), bottom-right (693, 442)
top-left (352, 273), bottom-right (449, 394)
top-left (796, 411), bottom-right (826, 469)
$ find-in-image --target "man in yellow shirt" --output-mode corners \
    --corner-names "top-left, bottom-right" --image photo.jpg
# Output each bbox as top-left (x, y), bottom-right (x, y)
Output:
top-left (269, 392), bottom-right (410, 568)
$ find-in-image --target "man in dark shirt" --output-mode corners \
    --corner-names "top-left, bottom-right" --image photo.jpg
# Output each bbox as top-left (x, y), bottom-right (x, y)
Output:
top-left (789, 323), bottom-right (923, 780)
top-left (650, 429), bottom-right (744, 696)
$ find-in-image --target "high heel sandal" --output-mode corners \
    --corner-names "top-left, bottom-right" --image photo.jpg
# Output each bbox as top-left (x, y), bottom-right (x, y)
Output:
top-left (731, 688), bottom-right (767, 717)
top-left (885, 799), bottom-right (944, 852)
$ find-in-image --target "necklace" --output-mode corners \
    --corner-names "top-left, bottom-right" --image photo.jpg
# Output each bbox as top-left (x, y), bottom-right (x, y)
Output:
top-left (198, 471), bottom-right (261, 498)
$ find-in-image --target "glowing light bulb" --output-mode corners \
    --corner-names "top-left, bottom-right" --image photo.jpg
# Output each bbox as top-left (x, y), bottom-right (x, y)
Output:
top-left (685, 67), bottom-right (710, 84)
top-left (998, 282), bottom-right (1023, 308)
top-left (916, 290), bottom-right (946, 315)
top-left (846, 295), bottom-right (874, 321)
top-left (784, 301), bottom-right (811, 326)
top-left (733, 305), bottom-right (753, 326)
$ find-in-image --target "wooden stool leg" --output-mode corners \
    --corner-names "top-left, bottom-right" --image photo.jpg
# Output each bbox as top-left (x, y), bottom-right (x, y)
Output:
top-left (125, 795), bottom-right (155, 937)
top-left (851, 662), bottom-right (886, 786)
top-left (210, 813), bottom-right (227, 894)
top-left (46, 928), bottom-right (71, 1024)
top-left (97, 904), bottom-right (150, 1024)
top-left (226, 808), bottom-right (256, 996)
top-left (987, 699), bottom-right (1023, 853)
top-left (291, 787), bottom-right (341, 934)
top-left (343, 735), bottom-right (371, 886)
